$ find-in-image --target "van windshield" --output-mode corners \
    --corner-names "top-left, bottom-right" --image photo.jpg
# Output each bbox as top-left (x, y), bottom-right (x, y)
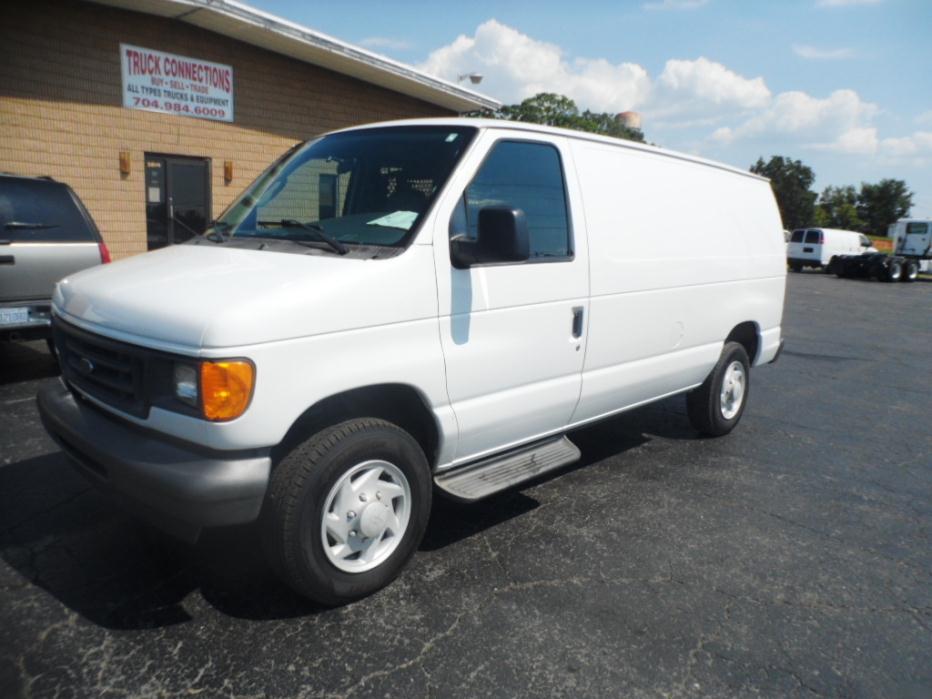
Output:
top-left (213, 126), bottom-right (477, 250)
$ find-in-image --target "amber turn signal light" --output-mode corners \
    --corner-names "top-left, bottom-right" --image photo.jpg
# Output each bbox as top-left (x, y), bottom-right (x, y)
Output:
top-left (200, 360), bottom-right (255, 421)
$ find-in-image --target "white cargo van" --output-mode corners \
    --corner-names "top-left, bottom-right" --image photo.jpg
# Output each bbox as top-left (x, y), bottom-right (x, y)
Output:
top-left (38, 119), bottom-right (786, 604)
top-left (787, 227), bottom-right (875, 271)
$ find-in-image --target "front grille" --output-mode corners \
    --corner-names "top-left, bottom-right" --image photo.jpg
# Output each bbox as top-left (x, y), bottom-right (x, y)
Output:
top-left (54, 319), bottom-right (147, 417)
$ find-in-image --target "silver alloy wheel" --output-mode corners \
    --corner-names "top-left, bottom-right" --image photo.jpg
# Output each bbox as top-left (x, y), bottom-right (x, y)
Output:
top-left (321, 459), bottom-right (411, 574)
top-left (719, 360), bottom-right (746, 420)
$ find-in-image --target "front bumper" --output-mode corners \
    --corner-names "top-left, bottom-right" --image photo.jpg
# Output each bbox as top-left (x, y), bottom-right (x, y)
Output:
top-left (37, 378), bottom-right (271, 542)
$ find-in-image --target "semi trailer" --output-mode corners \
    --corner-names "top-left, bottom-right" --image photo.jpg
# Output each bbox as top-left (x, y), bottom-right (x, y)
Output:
top-left (827, 219), bottom-right (931, 282)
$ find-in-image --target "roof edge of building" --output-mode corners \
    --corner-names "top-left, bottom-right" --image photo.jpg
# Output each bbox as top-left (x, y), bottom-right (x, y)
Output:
top-left (85, 0), bottom-right (502, 113)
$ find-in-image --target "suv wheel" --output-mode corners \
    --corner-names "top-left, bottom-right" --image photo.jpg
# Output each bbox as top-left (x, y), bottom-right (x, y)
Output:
top-left (262, 418), bottom-right (432, 605)
top-left (687, 342), bottom-right (750, 437)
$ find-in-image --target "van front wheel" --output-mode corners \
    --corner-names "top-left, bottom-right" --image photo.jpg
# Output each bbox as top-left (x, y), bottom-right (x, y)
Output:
top-left (261, 418), bottom-right (432, 605)
top-left (687, 342), bottom-right (750, 437)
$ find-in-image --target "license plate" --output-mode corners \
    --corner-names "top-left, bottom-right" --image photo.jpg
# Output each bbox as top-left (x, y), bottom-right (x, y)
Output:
top-left (0, 307), bottom-right (29, 326)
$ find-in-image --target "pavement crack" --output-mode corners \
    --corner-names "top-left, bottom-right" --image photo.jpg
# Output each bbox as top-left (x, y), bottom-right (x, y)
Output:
top-left (333, 610), bottom-right (467, 698)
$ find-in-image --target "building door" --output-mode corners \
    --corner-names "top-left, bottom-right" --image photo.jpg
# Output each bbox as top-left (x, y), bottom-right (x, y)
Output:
top-left (145, 155), bottom-right (211, 250)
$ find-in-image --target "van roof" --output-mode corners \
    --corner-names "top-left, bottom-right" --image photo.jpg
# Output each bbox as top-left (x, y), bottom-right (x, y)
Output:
top-left (329, 117), bottom-right (770, 184)
top-left (814, 228), bottom-right (866, 235)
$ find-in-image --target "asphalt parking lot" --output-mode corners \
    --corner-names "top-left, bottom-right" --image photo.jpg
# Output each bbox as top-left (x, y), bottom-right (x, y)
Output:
top-left (1, 272), bottom-right (930, 699)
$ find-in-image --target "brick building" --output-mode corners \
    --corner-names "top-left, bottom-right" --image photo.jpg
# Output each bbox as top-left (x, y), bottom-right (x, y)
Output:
top-left (0, 0), bottom-right (497, 258)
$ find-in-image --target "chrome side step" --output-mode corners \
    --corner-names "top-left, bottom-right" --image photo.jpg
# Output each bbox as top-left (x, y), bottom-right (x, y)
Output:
top-left (434, 436), bottom-right (581, 502)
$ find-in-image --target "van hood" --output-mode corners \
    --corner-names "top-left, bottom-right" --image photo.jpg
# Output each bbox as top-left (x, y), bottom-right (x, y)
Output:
top-left (54, 244), bottom-right (436, 350)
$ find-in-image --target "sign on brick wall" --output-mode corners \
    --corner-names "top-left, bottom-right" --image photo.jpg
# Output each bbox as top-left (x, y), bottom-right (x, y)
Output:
top-left (120, 44), bottom-right (234, 123)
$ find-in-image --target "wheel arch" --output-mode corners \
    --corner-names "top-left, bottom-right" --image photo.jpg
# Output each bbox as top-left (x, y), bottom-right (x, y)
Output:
top-left (726, 321), bottom-right (761, 366)
top-left (273, 383), bottom-right (442, 470)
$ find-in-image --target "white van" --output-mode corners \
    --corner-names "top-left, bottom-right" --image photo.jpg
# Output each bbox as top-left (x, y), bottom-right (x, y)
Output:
top-left (38, 119), bottom-right (786, 603)
top-left (787, 227), bottom-right (875, 271)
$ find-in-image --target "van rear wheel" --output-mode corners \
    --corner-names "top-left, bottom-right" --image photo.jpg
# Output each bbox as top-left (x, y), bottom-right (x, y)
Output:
top-left (261, 418), bottom-right (432, 605)
top-left (687, 342), bottom-right (750, 437)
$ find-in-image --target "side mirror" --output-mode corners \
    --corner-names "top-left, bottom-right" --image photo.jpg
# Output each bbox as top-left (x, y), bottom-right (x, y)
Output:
top-left (861, 239), bottom-right (871, 247)
top-left (450, 207), bottom-right (530, 269)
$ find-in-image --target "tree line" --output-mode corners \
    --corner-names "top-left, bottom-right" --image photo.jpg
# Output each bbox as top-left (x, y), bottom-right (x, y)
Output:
top-left (750, 156), bottom-right (913, 236)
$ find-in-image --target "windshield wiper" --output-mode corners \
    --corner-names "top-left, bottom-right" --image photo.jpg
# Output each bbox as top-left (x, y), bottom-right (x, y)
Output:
top-left (273, 219), bottom-right (348, 255)
top-left (4, 221), bottom-right (59, 230)
top-left (202, 220), bottom-right (232, 243)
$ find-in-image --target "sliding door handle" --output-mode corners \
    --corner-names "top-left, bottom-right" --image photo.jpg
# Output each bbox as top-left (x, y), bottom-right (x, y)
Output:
top-left (0, 255), bottom-right (14, 265)
top-left (572, 306), bottom-right (584, 339)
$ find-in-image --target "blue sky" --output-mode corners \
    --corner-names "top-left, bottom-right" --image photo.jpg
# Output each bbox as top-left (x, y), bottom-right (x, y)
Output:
top-left (248, 0), bottom-right (932, 217)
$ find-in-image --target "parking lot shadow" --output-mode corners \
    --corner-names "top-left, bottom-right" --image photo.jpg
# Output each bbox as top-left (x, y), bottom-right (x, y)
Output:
top-left (0, 397), bottom-right (692, 629)
top-left (0, 342), bottom-right (58, 385)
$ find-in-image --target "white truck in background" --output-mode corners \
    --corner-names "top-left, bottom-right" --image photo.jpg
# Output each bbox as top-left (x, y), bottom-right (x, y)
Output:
top-left (889, 219), bottom-right (932, 273)
top-left (827, 219), bottom-right (931, 282)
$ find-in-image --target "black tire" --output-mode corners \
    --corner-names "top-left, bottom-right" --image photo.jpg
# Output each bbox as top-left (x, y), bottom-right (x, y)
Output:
top-left (686, 341), bottom-right (750, 437)
top-left (789, 262), bottom-right (802, 273)
top-left (902, 260), bottom-right (918, 282)
top-left (885, 260), bottom-right (902, 282)
top-left (261, 418), bottom-right (432, 605)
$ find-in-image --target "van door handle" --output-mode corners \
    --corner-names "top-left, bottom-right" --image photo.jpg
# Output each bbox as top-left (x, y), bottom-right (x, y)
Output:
top-left (0, 255), bottom-right (14, 265)
top-left (572, 306), bottom-right (584, 338)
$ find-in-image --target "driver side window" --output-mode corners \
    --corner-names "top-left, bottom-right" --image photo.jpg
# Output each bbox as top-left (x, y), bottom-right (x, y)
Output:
top-left (451, 140), bottom-right (572, 260)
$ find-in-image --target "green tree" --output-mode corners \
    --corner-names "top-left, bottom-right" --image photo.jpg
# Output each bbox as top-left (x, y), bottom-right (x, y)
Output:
top-left (750, 156), bottom-right (817, 230)
top-left (816, 185), bottom-right (865, 231)
top-left (468, 92), bottom-right (646, 143)
top-left (856, 179), bottom-right (913, 236)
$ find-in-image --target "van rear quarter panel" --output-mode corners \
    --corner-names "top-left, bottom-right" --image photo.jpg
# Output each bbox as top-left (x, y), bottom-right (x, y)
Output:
top-left (570, 141), bottom-right (785, 423)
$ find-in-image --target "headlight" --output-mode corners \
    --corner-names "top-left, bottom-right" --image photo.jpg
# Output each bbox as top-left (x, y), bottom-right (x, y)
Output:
top-left (173, 363), bottom-right (199, 406)
top-left (200, 360), bottom-right (255, 421)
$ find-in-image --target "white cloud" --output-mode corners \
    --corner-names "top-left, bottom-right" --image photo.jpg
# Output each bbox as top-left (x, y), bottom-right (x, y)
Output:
top-left (713, 89), bottom-right (878, 147)
top-left (419, 18), bottom-right (910, 168)
top-left (915, 110), bottom-right (932, 126)
top-left (359, 37), bottom-right (411, 51)
top-left (880, 131), bottom-right (932, 157)
top-left (813, 126), bottom-right (878, 154)
top-left (418, 19), bottom-right (651, 112)
top-left (658, 57), bottom-right (770, 109)
top-left (792, 44), bottom-right (855, 60)
top-left (418, 20), bottom-right (773, 121)
top-left (643, 0), bottom-right (708, 9)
